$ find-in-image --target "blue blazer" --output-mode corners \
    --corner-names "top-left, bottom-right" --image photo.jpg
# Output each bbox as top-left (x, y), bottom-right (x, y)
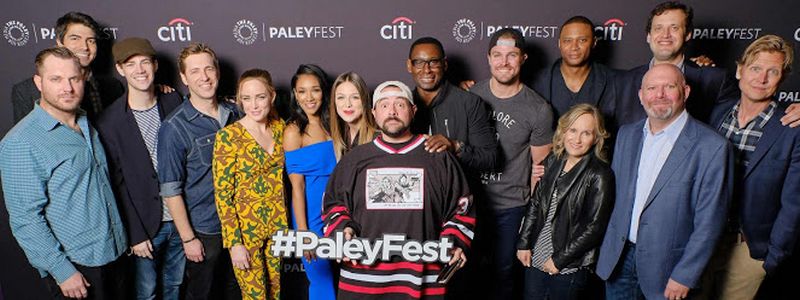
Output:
top-left (95, 91), bottom-right (183, 245)
top-left (709, 99), bottom-right (800, 274)
top-left (596, 115), bottom-right (733, 299)
top-left (614, 60), bottom-right (739, 127)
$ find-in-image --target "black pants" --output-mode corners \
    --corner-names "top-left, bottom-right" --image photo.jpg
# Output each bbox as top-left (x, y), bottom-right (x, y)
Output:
top-left (44, 256), bottom-right (128, 300)
top-left (184, 232), bottom-right (241, 300)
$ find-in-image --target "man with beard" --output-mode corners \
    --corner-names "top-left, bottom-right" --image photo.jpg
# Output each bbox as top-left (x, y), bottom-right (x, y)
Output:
top-left (11, 12), bottom-right (123, 123)
top-left (597, 64), bottom-right (732, 300)
top-left (468, 28), bottom-right (554, 299)
top-left (0, 47), bottom-right (127, 299)
top-left (323, 81), bottom-right (476, 299)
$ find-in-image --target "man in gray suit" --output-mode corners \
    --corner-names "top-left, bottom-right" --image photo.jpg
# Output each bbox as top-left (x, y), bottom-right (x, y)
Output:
top-left (596, 64), bottom-right (732, 300)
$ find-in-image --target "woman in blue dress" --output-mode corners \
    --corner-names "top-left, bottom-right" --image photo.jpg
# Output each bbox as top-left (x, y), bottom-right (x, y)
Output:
top-left (283, 64), bottom-right (337, 300)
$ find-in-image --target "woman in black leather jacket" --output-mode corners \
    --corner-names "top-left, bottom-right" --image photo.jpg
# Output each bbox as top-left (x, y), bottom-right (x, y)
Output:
top-left (516, 103), bottom-right (614, 300)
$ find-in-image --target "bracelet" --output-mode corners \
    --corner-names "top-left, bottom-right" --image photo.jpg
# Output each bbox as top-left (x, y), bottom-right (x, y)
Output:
top-left (182, 236), bottom-right (198, 244)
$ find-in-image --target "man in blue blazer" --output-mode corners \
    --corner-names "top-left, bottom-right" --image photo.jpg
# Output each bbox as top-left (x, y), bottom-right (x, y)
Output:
top-left (704, 35), bottom-right (800, 300)
top-left (596, 64), bottom-right (733, 300)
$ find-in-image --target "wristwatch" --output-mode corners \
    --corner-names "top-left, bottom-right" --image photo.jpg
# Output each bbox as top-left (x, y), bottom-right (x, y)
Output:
top-left (455, 140), bottom-right (465, 155)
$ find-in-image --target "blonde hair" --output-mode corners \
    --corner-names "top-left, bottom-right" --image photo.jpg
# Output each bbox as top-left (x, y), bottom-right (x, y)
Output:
top-left (329, 72), bottom-right (377, 160)
top-left (738, 34), bottom-right (794, 77)
top-left (552, 103), bottom-right (610, 162)
top-left (178, 43), bottom-right (218, 74)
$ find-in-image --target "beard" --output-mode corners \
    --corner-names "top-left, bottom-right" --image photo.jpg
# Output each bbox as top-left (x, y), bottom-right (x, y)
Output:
top-left (645, 105), bottom-right (674, 121)
top-left (380, 117), bottom-right (410, 138)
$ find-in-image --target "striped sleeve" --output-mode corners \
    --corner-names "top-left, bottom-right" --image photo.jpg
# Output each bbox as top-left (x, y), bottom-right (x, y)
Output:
top-left (322, 157), bottom-right (360, 237)
top-left (439, 153), bottom-right (476, 250)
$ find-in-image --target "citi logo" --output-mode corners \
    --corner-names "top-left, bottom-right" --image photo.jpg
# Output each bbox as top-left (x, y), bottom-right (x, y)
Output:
top-left (158, 18), bottom-right (192, 42)
top-left (595, 18), bottom-right (625, 41)
top-left (381, 17), bottom-right (414, 40)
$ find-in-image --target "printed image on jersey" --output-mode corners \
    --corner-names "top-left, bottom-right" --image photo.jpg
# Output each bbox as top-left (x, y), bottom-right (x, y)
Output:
top-left (365, 168), bottom-right (424, 209)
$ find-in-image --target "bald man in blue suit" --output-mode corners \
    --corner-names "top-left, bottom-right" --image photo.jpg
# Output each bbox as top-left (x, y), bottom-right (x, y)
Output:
top-left (596, 64), bottom-right (733, 300)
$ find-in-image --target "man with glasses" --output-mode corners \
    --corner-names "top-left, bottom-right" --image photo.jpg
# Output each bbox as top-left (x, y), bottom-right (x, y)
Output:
top-left (406, 36), bottom-right (497, 299)
top-left (406, 37), bottom-right (497, 173)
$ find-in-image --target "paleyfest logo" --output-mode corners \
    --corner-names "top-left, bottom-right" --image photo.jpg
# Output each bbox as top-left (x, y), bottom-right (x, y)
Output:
top-left (452, 18), bottom-right (477, 44)
top-left (595, 18), bottom-right (625, 41)
top-left (3, 20), bottom-right (29, 46)
top-left (158, 18), bottom-right (193, 42)
top-left (380, 17), bottom-right (414, 40)
top-left (233, 19), bottom-right (259, 45)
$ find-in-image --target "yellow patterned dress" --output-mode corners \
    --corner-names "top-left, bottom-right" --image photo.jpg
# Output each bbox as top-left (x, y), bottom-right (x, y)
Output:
top-left (213, 120), bottom-right (288, 300)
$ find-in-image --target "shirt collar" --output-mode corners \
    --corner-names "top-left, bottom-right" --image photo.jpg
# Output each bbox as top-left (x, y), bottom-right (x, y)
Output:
top-left (181, 95), bottom-right (234, 124)
top-left (643, 109), bottom-right (689, 137)
top-left (32, 100), bottom-right (87, 132)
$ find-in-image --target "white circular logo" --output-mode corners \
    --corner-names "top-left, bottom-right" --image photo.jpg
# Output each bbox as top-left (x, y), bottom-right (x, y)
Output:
top-left (452, 18), bottom-right (477, 44)
top-left (795, 27), bottom-right (800, 42)
top-left (3, 20), bottom-right (29, 47)
top-left (233, 19), bottom-right (259, 45)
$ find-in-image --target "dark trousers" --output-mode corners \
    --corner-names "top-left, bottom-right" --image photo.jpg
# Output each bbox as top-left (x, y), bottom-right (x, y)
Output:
top-left (44, 255), bottom-right (128, 300)
top-left (184, 232), bottom-right (241, 300)
top-left (488, 206), bottom-right (526, 299)
top-left (524, 267), bottom-right (589, 300)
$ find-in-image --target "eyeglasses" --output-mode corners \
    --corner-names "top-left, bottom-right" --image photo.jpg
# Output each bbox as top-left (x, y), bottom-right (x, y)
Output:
top-left (411, 58), bottom-right (444, 70)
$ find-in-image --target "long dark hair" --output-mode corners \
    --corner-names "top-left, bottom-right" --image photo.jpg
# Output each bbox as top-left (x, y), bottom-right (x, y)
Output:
top-left (288, 64), bottom-right (331, 135)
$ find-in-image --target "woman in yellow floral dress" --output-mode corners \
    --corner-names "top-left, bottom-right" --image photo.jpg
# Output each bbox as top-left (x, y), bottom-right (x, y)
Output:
top-left (213, 69), bottom-right (287, 300)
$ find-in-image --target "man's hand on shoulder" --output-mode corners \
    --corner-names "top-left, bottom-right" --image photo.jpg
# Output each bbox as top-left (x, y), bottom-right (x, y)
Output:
top-left (424, 134), bottom-right (457, 153)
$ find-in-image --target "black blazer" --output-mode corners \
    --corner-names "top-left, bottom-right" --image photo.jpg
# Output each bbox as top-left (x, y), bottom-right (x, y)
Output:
top-left (96, 91), bottom-right (183, 245)
top-left (614, 60), bottom-right (739, 126)
top-left (11, 75), bottom-right (124, 124)
top-left (709, 99), bottom-right (800, 274)
top-left (517, 152), bottom-right (614, 270)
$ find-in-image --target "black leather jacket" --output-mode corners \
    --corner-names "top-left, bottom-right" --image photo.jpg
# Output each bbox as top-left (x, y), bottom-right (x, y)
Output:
top-left (516, 152), bottom-right (614, 270)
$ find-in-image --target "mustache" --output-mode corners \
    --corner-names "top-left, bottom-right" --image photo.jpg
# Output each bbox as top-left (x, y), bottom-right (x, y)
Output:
top-left (382, 117), bottom-right (402, 123)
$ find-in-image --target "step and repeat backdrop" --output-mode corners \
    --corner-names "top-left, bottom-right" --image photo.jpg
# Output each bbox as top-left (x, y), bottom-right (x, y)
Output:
top-left (1, 0), bottom-right (798, 298)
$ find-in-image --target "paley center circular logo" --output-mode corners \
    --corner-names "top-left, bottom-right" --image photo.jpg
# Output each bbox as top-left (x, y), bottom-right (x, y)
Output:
top-left (795, 27), bottom-right (800, 42)
top-left (3, 20), bottom-right (29, 47)
top-left (452, 18), bottom-right (477, 44)
top-left (233, 19), bottom-right (259, 45)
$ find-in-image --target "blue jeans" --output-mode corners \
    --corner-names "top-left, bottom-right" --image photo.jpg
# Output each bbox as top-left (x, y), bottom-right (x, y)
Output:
top-left (488, 206), bottom-right (526, 299)
top-left (605, 242), bottom-right (645, 300)
top-left (133, 221), bottom-right (185, 300)
top-left (524, 267), bottom-right (589, 300)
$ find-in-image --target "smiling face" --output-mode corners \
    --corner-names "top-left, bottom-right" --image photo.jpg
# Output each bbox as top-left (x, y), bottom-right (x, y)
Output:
top-left (116, 55), bottom-right (157, 93)
top-left (293, 74), bottom-right (324, 117)
top-left (238, 78), bottom-right (274, 123)
top-left (334, 81), bottom-right (364, 125)
top-left (563, 113), bottom-right (597, 160)
top-left (57, 23), bottom-right (97, 67)
top-left (639, 64), bottom-right (689, 122)
top-left (34, 55), bottom-right (85, 114)
top-left (737, 51), bottom-right (785, 103)
top-left (559, 22), bottom-right (595, 68)
top-left (647, 9), bottom-right (690, 63)
top-left (488, 37), bottom-right (527, 85)
top-left (180, 53), bottom-right (218, 101)
top-left (407, 43), bottom-right (446, 92)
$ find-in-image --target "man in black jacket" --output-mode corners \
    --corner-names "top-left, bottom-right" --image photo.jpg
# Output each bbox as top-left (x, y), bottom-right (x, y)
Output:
top-left (11, 12), bottom-right (123, 124)
top-left (407, 37), bottom-right (497, 174)
top-left (95, 37), bottom-right (183, 299)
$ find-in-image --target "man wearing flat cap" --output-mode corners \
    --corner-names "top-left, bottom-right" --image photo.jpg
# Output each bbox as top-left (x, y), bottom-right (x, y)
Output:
top-left (95, 37), bottom-right (184, 300)
top-left (322, 81), bottom-right (476, 299)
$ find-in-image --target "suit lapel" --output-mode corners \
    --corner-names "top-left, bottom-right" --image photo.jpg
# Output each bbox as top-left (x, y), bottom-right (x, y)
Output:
top-left (642, 119), bottom-right (696, 210)
top-left (624, 124), bottom-right (645, 209)
top-left (121, 97), bottom-right (155, 163)
top-left (744, 113), bottom-right (784, 178)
